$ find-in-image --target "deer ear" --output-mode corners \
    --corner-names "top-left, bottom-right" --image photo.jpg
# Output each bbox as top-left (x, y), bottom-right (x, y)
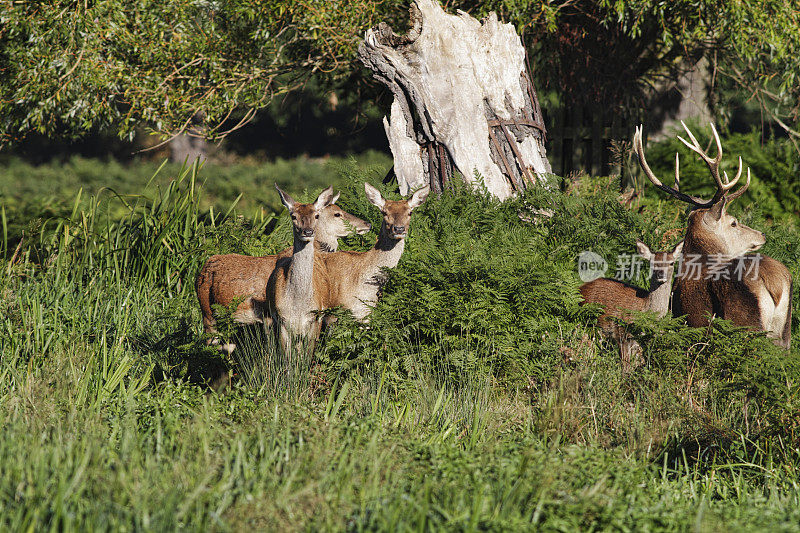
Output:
top-left (364, 183), bottom-right (385, 210)
top-left (672, 240), bottom-right (684, 257)
top-left (314, 186), bottom-right (337, 210)
top-left (407, 186), bottom-right (430, 209)
top-left (635, 240), bottom-right (653, 260)
top-left (707, 197), bottom-right (727, 221)
top-left (275, 185), bottom-right (295, 211)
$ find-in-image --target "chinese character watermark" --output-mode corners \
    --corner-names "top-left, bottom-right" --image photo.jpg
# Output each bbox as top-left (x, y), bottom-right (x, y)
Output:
top-left (578, 251), bottom-right (762, 281)
top-left (614, 253), bottom-right (643, 281)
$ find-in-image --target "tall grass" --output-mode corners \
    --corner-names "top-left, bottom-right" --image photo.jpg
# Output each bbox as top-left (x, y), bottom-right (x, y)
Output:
top-left (230, 324), bottom-right (316, 400)
top-left (1, 154), bottom-right (800, 530)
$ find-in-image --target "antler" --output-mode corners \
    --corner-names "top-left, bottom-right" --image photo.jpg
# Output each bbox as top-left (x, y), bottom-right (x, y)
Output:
top-left (633, 123), bottom-right (750, 208)
top-left (633, 125), bottom-right (716, 208)
top-left (676, 121), bottom-right (745, 204)
top-left (726, 167), bottom-right (751, 202)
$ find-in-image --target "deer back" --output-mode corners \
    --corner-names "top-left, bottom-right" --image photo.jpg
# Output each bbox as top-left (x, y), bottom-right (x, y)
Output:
top-left (196, 252), bottom-right (289, 326)
top-left (580, 278), bottom-right (648, 327)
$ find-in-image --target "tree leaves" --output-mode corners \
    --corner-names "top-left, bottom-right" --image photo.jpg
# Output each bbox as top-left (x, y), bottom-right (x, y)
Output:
top-left (1, 1), bottom-right (798, 145)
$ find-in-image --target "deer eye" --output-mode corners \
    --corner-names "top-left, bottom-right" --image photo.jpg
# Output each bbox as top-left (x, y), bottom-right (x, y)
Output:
top-left (291, 215), bottom-right (297, 220)
top-left (315, 214), bottom-right (319, 219)
top-left (334, 213), bottom-right (341, 217)
top-left (731, 220), bottom-right (737, 227)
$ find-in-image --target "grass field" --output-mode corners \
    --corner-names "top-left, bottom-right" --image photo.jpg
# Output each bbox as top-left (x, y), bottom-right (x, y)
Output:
top-left (2, 151), bottom-right (800, 531)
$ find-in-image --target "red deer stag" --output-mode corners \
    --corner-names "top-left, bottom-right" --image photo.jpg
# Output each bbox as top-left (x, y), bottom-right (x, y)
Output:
top-left (580, 240), bottom-right (683, 368)
top-left (634, 123), bottom-right (792, 348)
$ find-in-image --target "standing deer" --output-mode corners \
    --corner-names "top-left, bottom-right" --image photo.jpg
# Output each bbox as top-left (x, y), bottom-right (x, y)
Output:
top-left (321, 183), bottom-right (429, 321)
top-left (195, 200), bottom-right (370, 351)
top-left (266, 185), bottom-right (339, 353)
top-left (634, 122), bottom-right (792, 348)
top-left (580, 240), bottom-right (683, 368)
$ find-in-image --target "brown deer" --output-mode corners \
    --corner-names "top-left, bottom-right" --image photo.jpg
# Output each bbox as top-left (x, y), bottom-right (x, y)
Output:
top-left (195, 198), bottom-right (370, 352)
top-left (321, 183), bottom-right (429, 321)
top-left (580, 240), bottom-right (684, 367)
top-left (634, 122), bottom-right (792, 348)
top-left (266, 185), bottom-right (340, 353)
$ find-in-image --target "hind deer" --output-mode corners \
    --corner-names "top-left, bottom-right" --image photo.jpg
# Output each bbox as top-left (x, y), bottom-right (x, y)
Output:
top-left (321, 183), bottom-right (428, 321)
top-left (580, 240), bottom-right (683, 368)
top-left (195, 195), bottom-right (370, 353)
top-left (266, 185), bottom-right (340, 354)
top-left (634, 122), bottom-right (792, 348)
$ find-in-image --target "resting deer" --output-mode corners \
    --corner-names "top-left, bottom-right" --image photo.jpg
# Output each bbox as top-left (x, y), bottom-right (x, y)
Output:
top-left (195, 200), bottom-right (369, 351)
top-left (580, 240), bottom-right (683, 368)
top-left (321, 183), bottom-right (429, 321)
top-left (634, 122), bottom-right (792, 348)
top-left (266, 185), bottom-right (339, 353)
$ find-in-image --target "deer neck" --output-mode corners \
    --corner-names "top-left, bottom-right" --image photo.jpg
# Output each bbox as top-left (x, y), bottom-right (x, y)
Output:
top-left (683, 222), bottom-right (730, 259)
top-left (287, 237), bottom-right (317, 302)
top-left (371, 227), bottom-right (405, 269)
top-left (314, 228), bottom-right (338, 253)
top-left (314, 238), bottom-right (337, 253)
top-left (645, 277), bottom-right (673, 317)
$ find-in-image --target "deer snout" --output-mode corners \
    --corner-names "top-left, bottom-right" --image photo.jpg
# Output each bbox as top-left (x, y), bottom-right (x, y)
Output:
top-left (301, 228), bottom-right (315, 239)
top-left (391, 225), bottom-right (406, 237)
top-left (752, 231), bottom-right (766, 250)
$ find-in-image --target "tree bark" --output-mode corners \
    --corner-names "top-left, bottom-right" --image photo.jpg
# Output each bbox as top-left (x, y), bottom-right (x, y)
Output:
top-left (665, 57), bottom-right (713, 130)
top-left (359, 0), bottom-right (550, 199)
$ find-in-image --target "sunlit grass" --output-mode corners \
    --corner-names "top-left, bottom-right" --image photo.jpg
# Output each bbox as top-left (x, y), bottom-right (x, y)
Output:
top-left (0, 156), bottom-right (799, 530)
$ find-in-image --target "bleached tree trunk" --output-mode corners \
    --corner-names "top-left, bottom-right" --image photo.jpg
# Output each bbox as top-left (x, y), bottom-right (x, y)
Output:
top-left (359, 0), bottom-right (550, 199)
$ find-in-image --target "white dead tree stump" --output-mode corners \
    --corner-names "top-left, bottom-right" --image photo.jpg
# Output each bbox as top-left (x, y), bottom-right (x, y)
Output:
top-left (358, 0), bottom-right (551, 200)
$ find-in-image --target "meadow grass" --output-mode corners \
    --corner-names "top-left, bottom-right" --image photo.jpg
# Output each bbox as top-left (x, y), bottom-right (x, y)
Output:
top-left (1, 156), bottom-right (800, 530)
top-left (0, 151), bottom-right (391, 254)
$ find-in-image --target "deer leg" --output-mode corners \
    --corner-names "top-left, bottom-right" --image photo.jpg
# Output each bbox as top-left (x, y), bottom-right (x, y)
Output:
top-left (201, 323), bottom-right (236, 354)
top-left (278, 324), bottom-right (293, 356)
top-left (619, 339), bottom-right (631, 373)
top-left (619, 333), bottom-right (643, 373)
top-left (629, 340), bottom-right (643, 368)
top-left (207, 330), bottom-right (235, 354)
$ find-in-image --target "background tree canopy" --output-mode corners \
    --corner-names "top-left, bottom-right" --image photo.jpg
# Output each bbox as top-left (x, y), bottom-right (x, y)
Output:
top-left (1, 0), bottom-right (798, 146)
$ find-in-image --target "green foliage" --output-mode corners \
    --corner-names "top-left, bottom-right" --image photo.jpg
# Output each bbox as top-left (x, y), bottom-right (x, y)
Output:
top-left (2, 1), bottom-right (798, 143)
top-left (2, 154), bottom-right (800, 529)
top-left (0, 151), bottom-right (390, 217)
top-left (640, 124), bottom-right (800, 219)
top-left (322, 177), bottom-right (620, 385)
top-left (319, 171), bottom-right (800, 447)
top-left (0, 151), bottom-right (390, 259)
top-left (321, 173), bottom-right (660, 382)
top-left (0, 0), bottom-right (388, 143)
top-left (587, 1), bottom-right (800, 128)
